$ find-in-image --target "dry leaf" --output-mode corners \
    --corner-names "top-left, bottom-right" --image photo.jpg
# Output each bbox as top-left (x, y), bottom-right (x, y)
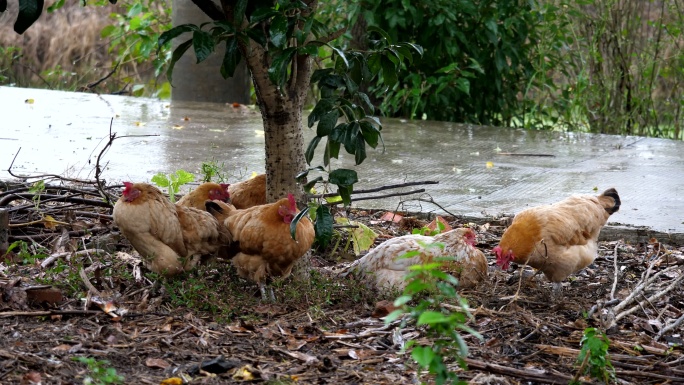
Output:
top-left (172, 125), bottom-right (184, 130)
top-left (25, 98), bottom-right (35, 104)
top-left (486, 161), bottom-right (494, 169)
top-left (160, 378), bottom-right (183, 385)
top-left (43, 215), bottom-right (58, 229)
top-left (145, 358), bottom-right (170, 369)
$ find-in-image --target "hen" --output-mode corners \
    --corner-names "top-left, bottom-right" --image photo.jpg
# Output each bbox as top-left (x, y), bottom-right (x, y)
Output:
top-left (113, 182), bottom-right (231, 276)
top-left (206, 193), bottom-right (315, 300)
top-left (494, 188), bottom-right (620, 289)
top-left (341, 228), bottom-right (488, 292)
top-left (228, 173), bottom-right (267, 209)
top-left (176, 182), bottom-right (230, 210)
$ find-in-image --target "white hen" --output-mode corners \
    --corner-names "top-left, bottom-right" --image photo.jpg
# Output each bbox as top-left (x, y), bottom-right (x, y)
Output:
top-left (341, 227), bottom-right (487, 291)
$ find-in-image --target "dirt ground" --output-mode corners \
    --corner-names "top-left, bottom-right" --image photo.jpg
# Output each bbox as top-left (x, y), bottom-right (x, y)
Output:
top-left (1, 181), bottom-right (683, 385)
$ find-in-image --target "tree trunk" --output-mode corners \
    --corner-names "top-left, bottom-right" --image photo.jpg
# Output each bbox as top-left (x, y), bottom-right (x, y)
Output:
top-left (171, 0), bottom-right (250, 104)
top-left (240, 21), bottom-right (313, 203)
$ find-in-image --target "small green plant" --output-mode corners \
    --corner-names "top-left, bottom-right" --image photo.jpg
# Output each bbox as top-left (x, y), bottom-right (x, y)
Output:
top-left (200, 160), bottom-right (227, 182)
top-left (412, 220), bottom-right (446, 236)
top-left (385, 244), bottom-right (482, 385)
top-left (572, 327), bottom-right (615, 384)
top-left (4, 240), bottom-right (48, 265)
top-left (28, 180), bottom-right (46, 210)
top-left (73, 356), bottom-right (124, 385)
top-left (151, 169), bottom-right (194, 203)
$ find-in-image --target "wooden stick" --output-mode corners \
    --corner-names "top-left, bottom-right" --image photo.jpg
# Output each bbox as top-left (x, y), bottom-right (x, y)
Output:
top-left (463, 358), bottom-right (589, 384)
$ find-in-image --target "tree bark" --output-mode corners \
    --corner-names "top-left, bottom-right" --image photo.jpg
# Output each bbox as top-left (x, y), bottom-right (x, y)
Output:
top-left (238, 9), bottom-right (313, 203)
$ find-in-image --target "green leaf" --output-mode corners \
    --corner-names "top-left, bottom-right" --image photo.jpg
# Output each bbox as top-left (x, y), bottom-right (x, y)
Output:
top-left (305, 136), bottom-right (321, 164)
top-left (303, 176), bottom-right (323, 193)
top-left (173, 170), bottom-right (195, 185)
top-left (381, 56), bottom-right (398, 88)
top-left (268, 47), bottom-right (296, 88)
top-left (329, 169), bottom-right (358, 186)
top-left (234, 0), bottom-right (247, 24)
top-left (335, 217), bottom-right (378, 255)
top-left (323, 140), bottom-right (340, 166)
top-left (166, 39), bottom-right (193, 85)
top-left (331, 46), bottom-right (349, 69)
top-left (317, 110), bottom-right (339, 137)
top-left (417, 311), bottom-right (449, 325)
top-left (357, 92), bottom-right (374, 113)
top-left (383, 309), bottom-right (404, 324)
top-left (46, 0), bottom-right (64, 13)
top-left (14, 0), bottom-right (44, 34)
top-left (354, 135), bottom-right (366, 165)
top-left (100, 25), bottom-right (116, 38)
top-left (290, 207), bottom-right (310, 241)
top-left (270, 13), bottom-right (288, 49)
top-left (127, 1), bottom-right (142, 17)
top-left (411, 346), bottom-right (435, 368)
top-left (151, 173), bottom-right (170, 188)
top-left (337, 185), bottom-right (352, 206)
top-left (158, 24), bottom-right (198, 52)
top-left (367, 25), bottom-right (392, 43)
top-left (249, 7), bottom-right (278, 24)
top-left (314, 205), bottom-right (334, 247)
top-left (308, 98), bottom-right (336, 128)
top-left (393, 295), bottom-right (412, 307)
top-left (360, 121), bottom-right (380, 148)
top-left (220, 37), bottom-right (242, 78)
top-left (192, 30), bottom-right (215, 63)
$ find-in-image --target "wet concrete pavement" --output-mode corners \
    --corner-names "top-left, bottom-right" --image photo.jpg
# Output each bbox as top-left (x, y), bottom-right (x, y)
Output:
top-left (1, 86), bottom-right (683, 242)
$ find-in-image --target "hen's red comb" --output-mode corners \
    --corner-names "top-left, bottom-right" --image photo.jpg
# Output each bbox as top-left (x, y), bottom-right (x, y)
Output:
top-left (287, 193), bottom-right (296, 211)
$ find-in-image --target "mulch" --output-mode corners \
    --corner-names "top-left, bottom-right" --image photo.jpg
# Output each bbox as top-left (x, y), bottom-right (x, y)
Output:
top-left (1, 181), bottom-right (683, 384)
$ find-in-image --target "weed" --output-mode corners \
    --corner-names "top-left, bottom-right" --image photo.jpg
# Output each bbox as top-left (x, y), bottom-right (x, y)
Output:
top-left (200, 160), bottom-right (227, 182)
top-left (5, 240), bottom-right (48, 265)
top-left (572, 327), bottom-right (615, 384)
top-left (385, 247), bottom-right (482, 385)
top-left (28, 180), bottom-right (45, 210)
top-left (73, 356), bottom-right (124, 385)
top-left (151, 169), bottom-right (194, 203)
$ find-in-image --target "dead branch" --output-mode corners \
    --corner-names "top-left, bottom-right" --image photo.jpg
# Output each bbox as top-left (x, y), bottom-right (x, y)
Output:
top-left (40, 248), bottom-right (108, 269)
top-left (610, 241), bottom-right (621, 300)
top-left (656, 313), bottom-right (684, 341)
top-left (463, 358), bottom-right (591, 384)
top-left (307, 181), bottom-right (439, 199)
top-left (351, 189), bottom-right (426, 203)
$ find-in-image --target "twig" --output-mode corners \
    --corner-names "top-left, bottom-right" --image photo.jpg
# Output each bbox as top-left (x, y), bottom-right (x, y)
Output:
top-left (351, 189), bottom-right (426, 203)
top-left (571, 350), bottom-right (590, 384)
top-left (79, 63), bottom-right (120, 92)
top-left (79, 267), bottom-right (102, 297)
top-left (611, 270), bottom-right (684, 327)
top-left (307, 181), bottom-right (439, 199)
top-left (656, 313), bottom-right (684, 340)
top-left (40, 249), bottom-right (107, 269)
top-left (7, 148), bottom-right (98, 184)
top-left (610, 241), bottom-right (621, 300)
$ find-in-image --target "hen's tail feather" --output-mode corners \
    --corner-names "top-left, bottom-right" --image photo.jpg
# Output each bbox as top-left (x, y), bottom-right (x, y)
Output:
top-left (600, 188), bottom-right (621, 214)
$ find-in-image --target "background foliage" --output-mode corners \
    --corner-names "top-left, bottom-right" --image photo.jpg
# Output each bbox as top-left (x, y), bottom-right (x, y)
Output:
top-left (1, 0), bottom-right (682, 139)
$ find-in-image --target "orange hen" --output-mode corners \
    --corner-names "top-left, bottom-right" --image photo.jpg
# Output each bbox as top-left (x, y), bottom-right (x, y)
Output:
top-left (494, 188), bottom-right (620, 288)
top-left (113, 182), bottom-right (231, 276)
top-left (228, 173), bottom-right (267, 209)
top-left (342, 228), bottom-right (488, 292)
top-left (176, 182), bottom-right (230, 210)
top-left (206, 193), bottom-right (315, 300)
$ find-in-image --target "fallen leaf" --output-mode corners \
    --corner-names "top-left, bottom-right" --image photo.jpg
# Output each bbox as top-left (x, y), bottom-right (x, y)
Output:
top-left (172, 125), bottom-right (184, 130)
top-left (43, 215), bottom-right (58, 229)
top-left (380, 212), bottom-right (403, 223)
top-left (372, 300), bottom-right (398, 318)
top-left (25, 98), bottom-right (35, 104)
top-left (160, 378), bottom-right (183, 385)
top-left (134, 121), bottom-right (146, 126)
top-left (232, 102), bottom-right (241, 108)
top-left (182, 116), bottom-right (190, 121)
top-left (145, 358), bottom-right (170, 369)
top-left (232, 365), bottom-right (258, 381)
top-left (486, 161), bottom-right (494, 169)
top-left (20, 372), bottom-right (41, 385)
top-left (52, 344), bottom-right (72, 351)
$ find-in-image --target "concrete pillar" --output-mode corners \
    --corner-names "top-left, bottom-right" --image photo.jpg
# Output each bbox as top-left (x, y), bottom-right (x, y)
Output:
top-left (170, 1), bottom-right (251, 104)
